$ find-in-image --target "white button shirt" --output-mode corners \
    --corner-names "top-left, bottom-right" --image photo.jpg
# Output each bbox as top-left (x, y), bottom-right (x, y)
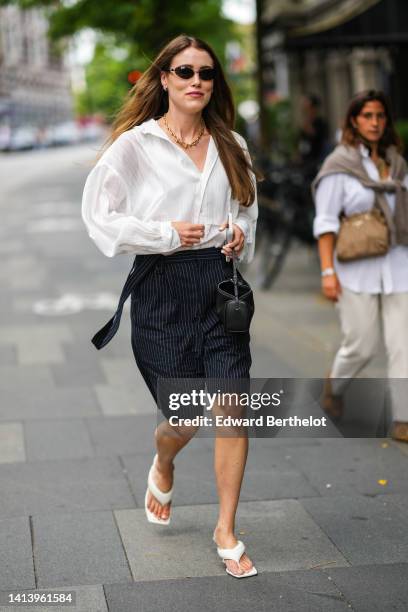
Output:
top-left (314, 145), bottom-right (408, 294)
top-left (81, 118), bottom-right (258, 263)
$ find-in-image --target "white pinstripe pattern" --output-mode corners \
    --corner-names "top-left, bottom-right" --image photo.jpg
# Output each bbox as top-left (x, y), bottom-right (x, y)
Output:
top-left (130, 247), bottom-right (252, 413)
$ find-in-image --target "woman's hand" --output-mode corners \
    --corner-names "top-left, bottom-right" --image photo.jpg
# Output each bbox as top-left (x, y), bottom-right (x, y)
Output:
top-left (317, 234), bottom-right (340, 301)
top-left (171, 221), bottom-right (205, 246)
top-left (322, 273), bottom-right (342, 302)
top-left (219, 222), bottom-right (245, 256)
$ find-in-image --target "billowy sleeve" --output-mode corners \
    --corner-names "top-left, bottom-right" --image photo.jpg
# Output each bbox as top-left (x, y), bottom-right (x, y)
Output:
top-left (81, 161), bottom-right (181, 257)
top-left (313, 173), bottom-right (345, 238)
top-left (232, 133), bottom-right (258, 264)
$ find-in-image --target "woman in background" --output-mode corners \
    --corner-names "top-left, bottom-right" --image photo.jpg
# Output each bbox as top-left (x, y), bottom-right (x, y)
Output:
top-left (313, 90), bottom-right (408, 443)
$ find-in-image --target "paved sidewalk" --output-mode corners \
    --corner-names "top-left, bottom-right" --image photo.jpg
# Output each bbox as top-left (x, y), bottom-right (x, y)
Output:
top-left (0, 146), bottom-right (407, 611)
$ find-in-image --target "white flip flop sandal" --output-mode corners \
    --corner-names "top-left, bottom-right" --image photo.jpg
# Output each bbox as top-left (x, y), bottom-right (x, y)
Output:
top-left (213, 536), bottom-right (258, 578)
top-left (144, 454), bottom-right (173, 525)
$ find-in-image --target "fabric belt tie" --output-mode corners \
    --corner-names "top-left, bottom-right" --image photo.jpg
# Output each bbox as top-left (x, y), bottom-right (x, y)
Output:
top-left (91, 254), bottom-right (161, 350)
top-left (91, 248), bottom-right (233, 350)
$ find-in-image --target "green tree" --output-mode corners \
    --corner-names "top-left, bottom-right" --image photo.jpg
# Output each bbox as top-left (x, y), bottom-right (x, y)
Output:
top-left (74, 41), bottom-right (136, 119)
top-left (1, 0), bottom-right (242, 118)
top-left (0, 0), bottom-right (233, 60)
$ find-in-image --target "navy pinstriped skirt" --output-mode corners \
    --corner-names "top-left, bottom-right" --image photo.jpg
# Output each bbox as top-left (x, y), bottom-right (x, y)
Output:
top-left (130, 247), bottom-right (252, 410)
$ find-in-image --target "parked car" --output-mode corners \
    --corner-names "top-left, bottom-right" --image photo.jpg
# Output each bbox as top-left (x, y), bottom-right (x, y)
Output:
top-left (8, 125), bottom-right (38, 151)
top-left (49, 121), bottom-right (81, 146)
top-left (0, 124), bottom-right (11, 151)
top-left (80, 122), bottom-right (105, 142)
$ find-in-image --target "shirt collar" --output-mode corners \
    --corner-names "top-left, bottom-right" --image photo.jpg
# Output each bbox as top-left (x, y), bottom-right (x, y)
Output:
top-left (359, 143), bottom-right (370, 158)
top-left (138, 117), bottom-right (219, 179)
top-left (139, 118), bottom-right (169, 140)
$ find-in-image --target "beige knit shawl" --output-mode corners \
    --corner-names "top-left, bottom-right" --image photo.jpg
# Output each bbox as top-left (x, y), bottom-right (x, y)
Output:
top-left (312, 144), bottom-right (408, 246)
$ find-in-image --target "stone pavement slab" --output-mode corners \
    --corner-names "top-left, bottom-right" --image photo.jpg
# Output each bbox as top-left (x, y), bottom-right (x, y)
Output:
top-left (98, 357), bottom-right (158, 411)
top-left (393, 440), bottom-right (408, 457)
top-left (0, 423), bottom-right (25, 463)
top-left (0, 457), bottom-right (135, 518)
top-left (50, 358), bottom-right (106, 387)
top-left (0, 345), bottom-right (17, 366)
top-left (0, 238), bottom-right (24, 256)
top-left (37, 258), bottom-right (94, 283)
top-left (86, 414), bottom-right (214, 457)
top-left (24, 419), bottom-right (94, 461)
top-left (0, 324), bottom-right (73, 365)
top-left (325, 563), bottom-right (408, 612)
top-left (251, 437), bottom-right (328, 448)
top-left (240, 444), bottom-right (321, 500)
top-left (0, 585), bottom-right (108, 612)
top-left (8, 270), bottom-right (47, 292)
top-left (33, 511), bottom-right (132, 588)
top-left (300, 494), bottom-right (408, 565)
top-left (0, 256), bottom-right (46, 293)
top-left (86, 415), bottom-right (157, 456)
top-left (0, 517), bottom-right (34, 590)
top-left (27, 233), bottom-right (87, 260)
top-left (287, 437), bottom-right (408, 495)
top-left (94, 384), bottom-right (153, 416)
top-left (0, 365), bottom-right (54, 390)
top-left (104, 568), bottom-right (350, 612)
top-left (114, 500), bottom-right (348, 582)
top-left (2, 306), bottom-right (54, 327)
top-left (62, 334), bottom-right (132, 364)
top-left (377, 493), bottom-right (408, 518)
top-left (0, 387), bottom-right (100, 421)
top-left (250, 299), bottom-right (338, 380)
top-left (99, 357), bottom-right (148, 387)
top-left (250, 344), bottom-right (301, 378)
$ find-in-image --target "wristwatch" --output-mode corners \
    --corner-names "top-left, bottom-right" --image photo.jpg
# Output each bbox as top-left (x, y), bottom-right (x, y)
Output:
top-left (321, 267), bottom-right (335, 277)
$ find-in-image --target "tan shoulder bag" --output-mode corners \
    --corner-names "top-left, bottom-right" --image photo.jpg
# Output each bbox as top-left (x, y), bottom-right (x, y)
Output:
top-left (336, 208), bottom-right (390, 262)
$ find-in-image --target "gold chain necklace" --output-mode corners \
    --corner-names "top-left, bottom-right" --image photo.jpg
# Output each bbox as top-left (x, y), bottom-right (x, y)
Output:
top-left (373, 156), bottom-right (388, 179)
top-left (163, 113), bottom-right (205, 149)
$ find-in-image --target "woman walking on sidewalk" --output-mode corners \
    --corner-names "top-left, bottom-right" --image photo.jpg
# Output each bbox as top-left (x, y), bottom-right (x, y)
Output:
top-left (81, 35), bottom-right (258, 577)
top-left (313, 90), bottom-right (408, 442)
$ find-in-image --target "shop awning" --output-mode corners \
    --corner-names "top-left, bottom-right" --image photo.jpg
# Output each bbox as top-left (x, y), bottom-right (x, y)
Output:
top-left (289, 0), bottom-right (382, 37)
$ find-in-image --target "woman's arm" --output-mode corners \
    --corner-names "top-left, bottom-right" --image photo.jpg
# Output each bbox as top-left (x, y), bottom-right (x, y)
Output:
top-left (81, 162), bottom-right (182, 257)
top-left (318, 233), bottom-right (342, 301)
top-left (314, 173), bottom-right (345, 301)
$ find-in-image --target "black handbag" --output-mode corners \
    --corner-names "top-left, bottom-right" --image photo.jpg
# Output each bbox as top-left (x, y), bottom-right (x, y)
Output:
top-left (216, 250), bottom-right (254, 333)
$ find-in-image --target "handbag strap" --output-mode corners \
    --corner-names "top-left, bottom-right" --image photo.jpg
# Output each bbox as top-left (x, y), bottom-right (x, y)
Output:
top-left (227, 202), bottom-right (240, 301)
top-left (232, 250), bottom-right (239, 301)
top-left (220, 248), bottom-right (240, 302)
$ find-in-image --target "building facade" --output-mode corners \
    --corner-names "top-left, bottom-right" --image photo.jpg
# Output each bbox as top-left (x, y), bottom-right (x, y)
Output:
top-left (260, 0), bottom-right (408, 138)
top-left (0, 5), bottom-right (73, 129)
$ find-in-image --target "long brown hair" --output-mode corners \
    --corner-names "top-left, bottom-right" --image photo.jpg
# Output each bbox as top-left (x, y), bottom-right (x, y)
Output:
top-left (100, 34), bottom-right (258, 207)
top-left (341, 89), bottom-right (402, 157)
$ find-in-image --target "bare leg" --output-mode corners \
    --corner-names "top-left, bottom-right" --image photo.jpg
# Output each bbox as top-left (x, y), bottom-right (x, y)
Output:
top-left (213, 431), bottom-right (254, 575)
top-left (146, 420), bottom-right (198, 521)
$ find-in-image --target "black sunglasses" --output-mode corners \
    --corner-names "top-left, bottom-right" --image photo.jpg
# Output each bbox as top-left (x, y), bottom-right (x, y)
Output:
top-left (166, 65), bottom-right (215, 81)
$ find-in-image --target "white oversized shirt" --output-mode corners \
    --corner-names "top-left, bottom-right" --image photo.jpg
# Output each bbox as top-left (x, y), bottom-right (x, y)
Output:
top-left (81, 118), bottom-right (258, 263)
top-left (314, 145), bottom-right (408, 294)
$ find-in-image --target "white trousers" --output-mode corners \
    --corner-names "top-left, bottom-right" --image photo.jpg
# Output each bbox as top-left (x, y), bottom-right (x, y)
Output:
top-left (331, 287), bottom-right (408, 422)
